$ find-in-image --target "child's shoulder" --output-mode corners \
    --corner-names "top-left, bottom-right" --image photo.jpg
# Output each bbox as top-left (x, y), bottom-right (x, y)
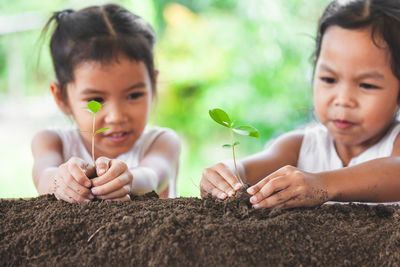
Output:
top-left (136, 126), bottom-right (180, 154)
top-left (31, 129), bottom-right (63, 154)
top-left (43, 127), bottom-right (81, 144)
top-left (32, 127), bottom-right (80, 149)
top-left (32, 129), bottom-right (64, 143)
top-left (265, 128), bottom-right (305, 158)
top-left (142, 126), bottom-right (179, 143)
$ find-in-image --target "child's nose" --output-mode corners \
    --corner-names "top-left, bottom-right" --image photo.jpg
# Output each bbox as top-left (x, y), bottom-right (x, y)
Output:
top-left (333, 86), bottom-right (356, 108)
top-left (104, 103), bottom-right (127, 124)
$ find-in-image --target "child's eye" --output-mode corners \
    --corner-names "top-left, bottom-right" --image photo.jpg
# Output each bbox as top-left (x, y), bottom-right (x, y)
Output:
top-left (87, 97), bottom-right (104, 103)
top-left (321, 77), bottom-right (336, 84)
top-left (360, 83), bottom-right (380, 90)
top-left (127, 93), bottom-right (144, 100)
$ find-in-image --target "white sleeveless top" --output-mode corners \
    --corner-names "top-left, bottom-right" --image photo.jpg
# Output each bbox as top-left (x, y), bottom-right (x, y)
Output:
top-left (297, 121), bottom-right (400, 205)
top-left (297, 121), bottom-right (400, 171)
top-left (54, 126), bottom-right (177, 198)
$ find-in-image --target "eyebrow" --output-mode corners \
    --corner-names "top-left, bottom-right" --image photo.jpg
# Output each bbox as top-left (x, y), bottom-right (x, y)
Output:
top-left (318, 63), bottom-right (385, 80)
top-left (81, 82), bottom-right (147, 95)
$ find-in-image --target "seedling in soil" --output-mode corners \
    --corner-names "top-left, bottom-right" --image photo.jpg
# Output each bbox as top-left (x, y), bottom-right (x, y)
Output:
top-left (80, 100), bottom-right (109, 164)
top-left (209, 108), bottom-right (259, 186)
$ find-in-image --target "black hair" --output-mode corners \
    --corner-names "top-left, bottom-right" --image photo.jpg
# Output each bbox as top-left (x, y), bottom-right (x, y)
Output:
top-left (42, 4), bottom-right (156, 101)
top-left (313, 0), bottom-right (400, 84)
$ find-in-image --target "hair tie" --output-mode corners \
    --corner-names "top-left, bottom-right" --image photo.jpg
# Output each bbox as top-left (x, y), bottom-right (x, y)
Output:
top-left (56, 9), bottom-right (74, 22)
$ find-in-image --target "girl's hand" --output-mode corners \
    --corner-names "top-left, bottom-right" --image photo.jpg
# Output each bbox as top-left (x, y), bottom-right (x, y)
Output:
top-left (91, 157), bottom-right (132, 201)
top-left (53, 157), bottom-right (95, 203)
top-left (247, 165), bottom-right (329, 209)
top-left (200, 162), bottom-right (243, 199)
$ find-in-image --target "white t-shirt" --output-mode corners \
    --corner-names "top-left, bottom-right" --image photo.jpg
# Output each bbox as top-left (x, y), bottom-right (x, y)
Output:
top-left (297, 121), bottom-right (400, 205)
top-left (54, 126), bottom-right (177, 198)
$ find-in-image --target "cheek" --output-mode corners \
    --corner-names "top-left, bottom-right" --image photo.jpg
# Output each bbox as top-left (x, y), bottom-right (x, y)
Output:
top-left (132, 102), bottom-right (151, 123)
top-left (313, 89), bottom-right (326, 116)
top-left (362, 98), bottom-right (398, 125)
top-left (73, 110), bottom-right (93, 129)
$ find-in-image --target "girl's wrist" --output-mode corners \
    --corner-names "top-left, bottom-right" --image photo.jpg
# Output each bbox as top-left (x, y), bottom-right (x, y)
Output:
top-left (318, 171), bottom-right (339, 202)
top-left (40, 167), bottom-right (59, 195)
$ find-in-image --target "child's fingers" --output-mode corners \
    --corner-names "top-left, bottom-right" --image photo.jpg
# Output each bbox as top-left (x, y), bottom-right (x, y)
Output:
top-left (275, 197), bottom-right (300, 210)
top-left (249, 176), bottom-right (289, 205)
top-left (92, 159), bottom-right (126, 187)
top-left (95, 156), bottom-right (111, 176)
top-left (247, 165), bottom-right (291, 195)
top-left (202, 167), bottom-right (235, 197)
top-left (108, 194), bottom-right (131, 201)
top-left (64, 158), bottom-right (92, 188)
top-left (60, 165), bottom-right (92, 194)
top-left (200, 179), bottom-right (213, 198)
top-left (91, 171), bottom-right (132, 196)
top-left (252, 186), bottom-right (296, 209)
top-left (95, 185), bottom-right (131, 200)
top-left (247, 177), bottom-right (270, 195)
top-left (200, 179), bottom-right (228, 199)
top-left (54, 178), bottom-right (92, 203)
top-left (215, 163), bottom-right (242, 191)
top-left (64, 185), bottom-right (93, 203)
top-left (58, 167), bottom-right (93, 202)
top-left (68, 163), bottom-right (92, 188)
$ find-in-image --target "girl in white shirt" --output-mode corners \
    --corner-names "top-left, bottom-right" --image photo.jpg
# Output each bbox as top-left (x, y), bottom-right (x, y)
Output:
top-left (201, 0), bottom-right (400, 209)
top-left (32, 4), bottom-right (180, 202)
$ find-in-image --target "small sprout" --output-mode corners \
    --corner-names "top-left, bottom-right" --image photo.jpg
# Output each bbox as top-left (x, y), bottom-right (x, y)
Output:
top-left (80, 100), bottom-right (109, 164)
top-left (209, 108), bottom-right (259, 186)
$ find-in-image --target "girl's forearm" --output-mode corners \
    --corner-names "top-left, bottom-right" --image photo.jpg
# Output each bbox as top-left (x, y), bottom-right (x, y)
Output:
top-left (35, 167), bottom-right (58, 195)
top-left (320, 157), bottom-right (400, 203)
top-left (129, 167), bottom-right (164, 195)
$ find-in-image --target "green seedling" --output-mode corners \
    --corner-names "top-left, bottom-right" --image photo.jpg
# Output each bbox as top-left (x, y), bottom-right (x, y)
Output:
top-left (209, 108), bottom-right (259, 186)
top-left (80, 100), bottom-right (109, 164)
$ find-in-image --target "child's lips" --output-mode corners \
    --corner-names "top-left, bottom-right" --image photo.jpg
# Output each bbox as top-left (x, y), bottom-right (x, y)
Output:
top-left (104, 131), bottom-right (130, 143)
top-left (333, 120), bottom-right (354, 130)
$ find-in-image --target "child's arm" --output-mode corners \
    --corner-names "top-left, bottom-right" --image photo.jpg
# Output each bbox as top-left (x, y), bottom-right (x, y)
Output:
top-left (32, 130), bottom-right (94, 202)
top-left (200, 131), bottom-right (303, 199)
top-left (248, 134), bottom-right (400, 209)
top-left (91, 130), bottom-right (180, 199)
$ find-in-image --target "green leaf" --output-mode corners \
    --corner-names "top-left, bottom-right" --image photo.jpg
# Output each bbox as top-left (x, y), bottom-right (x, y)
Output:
top-left (223, 141), bottom-right (240, 148)
top-left (232, 125), bottom-right (260, 138)
top-left (95, 127), bottom-right (110, 134)
top-left (209, 108), bottom-right (232, 128)
top-left (87, 100), bottom-right (102, 114)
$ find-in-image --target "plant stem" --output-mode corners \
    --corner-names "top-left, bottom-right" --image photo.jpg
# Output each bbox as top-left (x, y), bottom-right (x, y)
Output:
top-left (230, 128), bottom-right (244, 185)
top-left (92, 114), bottom-right (95, 164)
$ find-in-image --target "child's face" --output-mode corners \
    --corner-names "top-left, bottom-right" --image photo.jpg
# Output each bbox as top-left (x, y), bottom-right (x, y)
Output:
top-left (313, 25), bottom-right (400, 148)
top-left (61, 56), bottom-right (153, 159)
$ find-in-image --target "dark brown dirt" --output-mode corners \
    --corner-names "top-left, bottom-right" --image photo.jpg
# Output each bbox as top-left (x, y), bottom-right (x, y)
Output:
top-left (1, 191), bottom-right (400, 266)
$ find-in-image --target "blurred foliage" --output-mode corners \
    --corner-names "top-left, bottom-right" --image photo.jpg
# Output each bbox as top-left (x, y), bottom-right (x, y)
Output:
top-left (0, 0), bottom-right (330, 197)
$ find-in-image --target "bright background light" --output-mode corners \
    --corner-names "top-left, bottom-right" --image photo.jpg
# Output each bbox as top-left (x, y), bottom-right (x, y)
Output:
top-left (0, 0), bottom-right (330, 198)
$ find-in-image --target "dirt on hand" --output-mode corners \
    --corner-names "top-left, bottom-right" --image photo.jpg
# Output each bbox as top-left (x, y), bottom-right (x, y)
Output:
top-left (1, 192), bottom-right (400, 266)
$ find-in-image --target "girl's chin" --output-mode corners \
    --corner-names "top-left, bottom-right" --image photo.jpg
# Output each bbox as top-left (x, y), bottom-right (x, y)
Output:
top-left (329, 132), bottom-right (363, 147)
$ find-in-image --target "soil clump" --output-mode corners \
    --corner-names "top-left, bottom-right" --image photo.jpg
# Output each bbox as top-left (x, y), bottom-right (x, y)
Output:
top-left (1, 192), bottom-right (400, 266)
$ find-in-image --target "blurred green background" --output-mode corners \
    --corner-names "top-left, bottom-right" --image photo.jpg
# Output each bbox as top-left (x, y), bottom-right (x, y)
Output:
top-left (0, 0), bottom-right (330, 198)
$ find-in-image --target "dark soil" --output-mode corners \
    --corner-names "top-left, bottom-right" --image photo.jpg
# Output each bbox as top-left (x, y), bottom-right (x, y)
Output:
top-left (1, 191), bottom-right (400, 266)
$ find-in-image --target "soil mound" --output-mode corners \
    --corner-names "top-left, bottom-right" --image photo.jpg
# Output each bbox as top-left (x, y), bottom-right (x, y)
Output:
top-left (1, 193), bottom-right (400, 266)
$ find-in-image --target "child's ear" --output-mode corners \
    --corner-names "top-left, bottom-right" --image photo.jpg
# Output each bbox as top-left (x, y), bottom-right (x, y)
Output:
top-left (50, 82), bottom-right (72, 114)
